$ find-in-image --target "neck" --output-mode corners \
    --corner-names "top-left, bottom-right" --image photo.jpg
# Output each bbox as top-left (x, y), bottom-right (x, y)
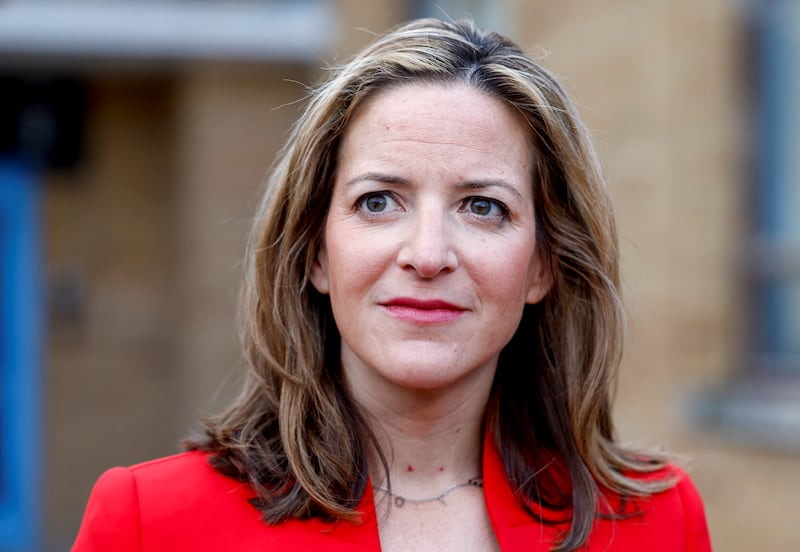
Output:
top-left (347, 370), bottom-right (494, 494)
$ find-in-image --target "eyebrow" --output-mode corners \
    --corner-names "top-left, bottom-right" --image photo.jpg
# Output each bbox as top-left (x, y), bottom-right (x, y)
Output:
top-left (458, 178), bottom-right (525, 201)
top-left (344, 172), bottom-right (411, 187)
top-left (345, 172), bottom-right (525, 201)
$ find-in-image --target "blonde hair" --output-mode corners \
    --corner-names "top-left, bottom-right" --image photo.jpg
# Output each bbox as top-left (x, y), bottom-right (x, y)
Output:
top-left (187, 18), bottom-right (673, 550)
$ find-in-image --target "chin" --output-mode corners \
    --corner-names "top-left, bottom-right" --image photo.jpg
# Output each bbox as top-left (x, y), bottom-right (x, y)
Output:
top-left (377, 355), bottom-right (496, 394)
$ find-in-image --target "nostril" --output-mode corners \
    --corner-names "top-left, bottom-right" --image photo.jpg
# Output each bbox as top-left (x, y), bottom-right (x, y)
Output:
top-left (397, 236), bottom-right (457, 278)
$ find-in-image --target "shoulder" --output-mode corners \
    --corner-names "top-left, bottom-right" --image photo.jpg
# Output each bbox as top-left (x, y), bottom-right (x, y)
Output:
top-left (643, 465), bottom-right (711, 547)
top-left (96, 451), bottom-right (254, 511)
top-left (593, 464), bottom-right (712, 551)
top-left (73, 452), bottom-right (262, 551)
top-left (621, 463), bottom-right (707, 519)
top-left (125, 450), bottom-right (247, 494)
top-left (73, 452), bottom-right (380, 551)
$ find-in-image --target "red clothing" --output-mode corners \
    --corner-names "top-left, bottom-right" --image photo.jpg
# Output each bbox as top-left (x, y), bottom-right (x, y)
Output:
top-left (73, 436), bottom-right (711, 551)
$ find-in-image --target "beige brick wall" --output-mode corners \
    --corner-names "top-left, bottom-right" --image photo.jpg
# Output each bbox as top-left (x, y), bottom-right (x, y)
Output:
top-left (45, 76), bottom-right (179, 543)
top-left (169, 65), bottom-right (315, 435)
top-left (514, 2), bottom-right (743, 422)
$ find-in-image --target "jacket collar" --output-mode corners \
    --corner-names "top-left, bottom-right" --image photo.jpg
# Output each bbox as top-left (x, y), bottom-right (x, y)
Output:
top-left (482, 430), bottom-right (564, 550)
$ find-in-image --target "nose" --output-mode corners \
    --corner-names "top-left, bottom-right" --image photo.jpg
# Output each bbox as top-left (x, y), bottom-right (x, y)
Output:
top-left (396, 209), bottom-right (458, 278)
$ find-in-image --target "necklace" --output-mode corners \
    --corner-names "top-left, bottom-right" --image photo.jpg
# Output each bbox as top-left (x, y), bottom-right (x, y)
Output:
top-left (372, 475), bottom-right (483, 507)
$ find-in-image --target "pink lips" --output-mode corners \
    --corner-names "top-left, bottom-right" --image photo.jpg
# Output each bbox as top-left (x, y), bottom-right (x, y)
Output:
top-left (381, 297), bottom-right (467, 324)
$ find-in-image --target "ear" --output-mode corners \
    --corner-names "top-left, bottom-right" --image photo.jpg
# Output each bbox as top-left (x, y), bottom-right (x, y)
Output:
top-left (309, 238), bottom-right (330, 294)
top-left (525, 248), bottom-right (553, 305)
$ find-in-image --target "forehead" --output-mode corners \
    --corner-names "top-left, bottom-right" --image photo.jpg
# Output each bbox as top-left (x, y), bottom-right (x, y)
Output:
top-left (349, 82), bottom-right (524, 133)
top-left (339, 82), bottom-right (534, 171)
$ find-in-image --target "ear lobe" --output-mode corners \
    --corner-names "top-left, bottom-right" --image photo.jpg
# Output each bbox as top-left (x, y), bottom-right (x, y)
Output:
top-left (309, 240), bottom-right (330, 294)
top-left (525, 251), bottom-right (553, 305)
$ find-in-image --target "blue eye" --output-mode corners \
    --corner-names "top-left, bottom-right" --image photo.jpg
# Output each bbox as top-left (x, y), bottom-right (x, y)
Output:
top-left (464, 197), bottom-right (507, 218)
top-left (356, 191), bottom-right (398, 215)
top-left (469, 198), bottom-right (492, 216)
top-left (365, 194), bottom-right (388, 212)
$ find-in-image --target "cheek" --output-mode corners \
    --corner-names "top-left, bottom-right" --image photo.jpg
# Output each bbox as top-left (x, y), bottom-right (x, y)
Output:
top-left (325, 228), bottom-right (392, 294)
top-left (472, 241), bottom-right (538, 302)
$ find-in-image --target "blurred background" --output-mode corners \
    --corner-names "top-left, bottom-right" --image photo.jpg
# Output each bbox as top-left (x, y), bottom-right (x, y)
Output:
top-left (0, 0), bottom-right (797, 550)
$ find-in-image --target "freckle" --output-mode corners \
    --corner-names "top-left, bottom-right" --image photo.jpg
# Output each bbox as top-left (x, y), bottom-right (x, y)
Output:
top-left (407, 465), bottom-right (414, 472)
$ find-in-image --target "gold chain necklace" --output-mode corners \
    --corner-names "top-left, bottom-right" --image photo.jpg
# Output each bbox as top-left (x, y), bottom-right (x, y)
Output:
top-left (372, 475), bottom-right (483, 507)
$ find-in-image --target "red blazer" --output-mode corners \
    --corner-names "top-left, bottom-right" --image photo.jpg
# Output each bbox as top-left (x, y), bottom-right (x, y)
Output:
top-left (73, 436), bottom-right (711, 551)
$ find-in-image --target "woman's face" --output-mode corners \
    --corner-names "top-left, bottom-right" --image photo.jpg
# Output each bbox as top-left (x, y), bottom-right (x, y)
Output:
top-left (310, 83), bottom-right (550, 397)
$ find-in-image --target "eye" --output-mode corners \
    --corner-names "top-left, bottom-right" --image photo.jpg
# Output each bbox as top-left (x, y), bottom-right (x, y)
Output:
top-left (356, 191), bottom-right (399, 215)
top-left (365, 194), bottom-right (388, 212)
top-left (463, 197), bottom-right (508, 218)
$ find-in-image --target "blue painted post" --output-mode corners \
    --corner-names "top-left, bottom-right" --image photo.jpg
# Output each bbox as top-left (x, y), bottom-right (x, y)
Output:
top-left (0, 160), bottom-right (42, 552)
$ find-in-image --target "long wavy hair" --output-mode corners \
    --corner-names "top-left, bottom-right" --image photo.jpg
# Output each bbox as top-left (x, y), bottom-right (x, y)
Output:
top-left (186, 18), bottom-right (673, 550)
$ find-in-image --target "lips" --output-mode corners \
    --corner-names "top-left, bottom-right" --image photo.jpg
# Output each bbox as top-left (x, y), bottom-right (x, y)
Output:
top-left (381, 297), bottom-right (467, 324)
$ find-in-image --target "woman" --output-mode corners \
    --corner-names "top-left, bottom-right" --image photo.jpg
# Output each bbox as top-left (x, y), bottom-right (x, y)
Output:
top-left (73, 18), bottom-right (711, 551)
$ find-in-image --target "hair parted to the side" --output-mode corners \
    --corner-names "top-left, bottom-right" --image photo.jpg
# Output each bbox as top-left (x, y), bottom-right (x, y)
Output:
top-left (184, 18), bottom-right (674, 551)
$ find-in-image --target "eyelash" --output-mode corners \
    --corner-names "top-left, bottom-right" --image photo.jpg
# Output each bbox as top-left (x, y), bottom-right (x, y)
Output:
top-left (459, 196), bottom-right (509, 220)
top-left (354, 192), bottom-right (510, 222)
top-left (354, 191), bottom-right (400, 216)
